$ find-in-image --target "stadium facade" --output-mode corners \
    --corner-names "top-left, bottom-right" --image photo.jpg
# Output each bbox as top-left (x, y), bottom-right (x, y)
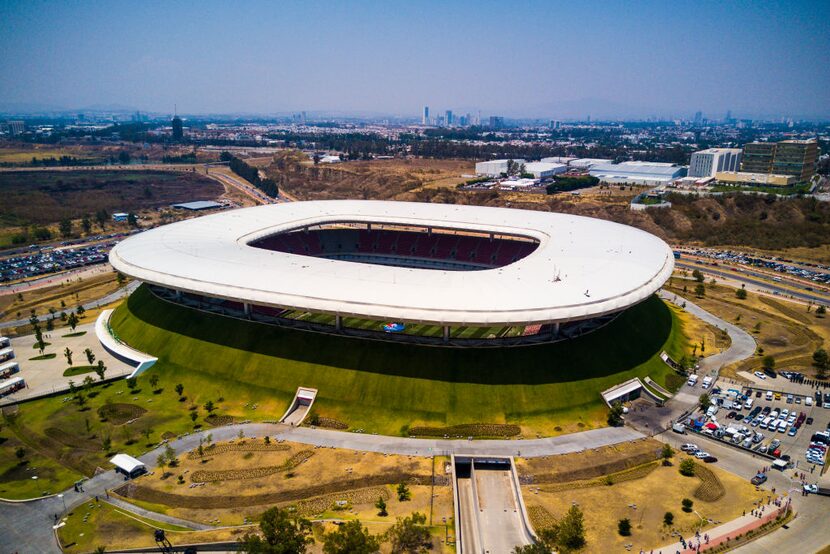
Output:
top-left (110, 201), bottom-right (674, 346)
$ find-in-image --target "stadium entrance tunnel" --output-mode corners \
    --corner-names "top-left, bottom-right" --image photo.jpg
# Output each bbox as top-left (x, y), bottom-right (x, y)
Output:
top-left (248, 222), bottom-right (540, 271)
top-left (147, 285), bottom-right (620, 347)
top-left (113, 284), bottom-right (678, 387)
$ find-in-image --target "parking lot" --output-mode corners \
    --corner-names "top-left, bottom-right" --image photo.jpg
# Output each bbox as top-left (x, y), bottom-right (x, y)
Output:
top-left (683, 378), bottom-right (829, 473)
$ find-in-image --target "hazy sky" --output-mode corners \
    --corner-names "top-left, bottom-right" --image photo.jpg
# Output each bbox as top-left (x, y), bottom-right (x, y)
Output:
top-left (2, 0), bottom-right (829, 119)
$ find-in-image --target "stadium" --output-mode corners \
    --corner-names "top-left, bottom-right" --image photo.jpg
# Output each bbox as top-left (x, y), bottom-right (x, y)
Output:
top-left (109, 200), bottom-right (674, 346)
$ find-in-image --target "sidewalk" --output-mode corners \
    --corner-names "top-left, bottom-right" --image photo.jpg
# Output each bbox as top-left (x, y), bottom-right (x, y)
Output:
top-left (657, 499), bottom-right (790, 553)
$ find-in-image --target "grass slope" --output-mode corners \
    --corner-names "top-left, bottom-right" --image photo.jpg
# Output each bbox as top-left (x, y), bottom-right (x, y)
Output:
top-left (111, 286), bottom-right (686, 435)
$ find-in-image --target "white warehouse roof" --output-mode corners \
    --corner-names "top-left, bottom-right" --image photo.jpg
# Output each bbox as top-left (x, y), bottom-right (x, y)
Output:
top-left (110, 453), bottom-right (146, 474)
top-left (110, 200), bottom-right (674, 326)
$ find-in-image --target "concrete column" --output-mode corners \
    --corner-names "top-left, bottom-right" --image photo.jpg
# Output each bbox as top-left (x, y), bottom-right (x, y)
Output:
top-left (243, 303), bottom-right (251, 318)
top-left (335, 315), bottom-right (342, 330)
top-left (489, 232), bottom-right (494, 241)
top-left (367, 223), bottom-right (372, 231)
top-left (174, 289), bottom-right (182, 300)
top-left (552, 322), bottom-right (560, 338)
top-left (428, 226), bottom-right (432, 235)
top-left (443, 326), bottom-right (450, 342)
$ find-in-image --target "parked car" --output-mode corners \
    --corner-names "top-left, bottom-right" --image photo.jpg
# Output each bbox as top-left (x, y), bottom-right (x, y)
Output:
top-left (754, 371), bottom-right (766, 380)
top-left (703, 456), bottom-right (718, 463)
top-left (751, 473), bottom-right (767, 485)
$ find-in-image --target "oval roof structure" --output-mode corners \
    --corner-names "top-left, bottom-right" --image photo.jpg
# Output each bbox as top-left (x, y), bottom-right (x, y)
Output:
top-left (110, 200), bottom-right (674, 326)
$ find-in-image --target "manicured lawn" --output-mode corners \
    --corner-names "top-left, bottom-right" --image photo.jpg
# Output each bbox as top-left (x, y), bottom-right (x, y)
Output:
top-left (0, 432), bottom-right (82, 500)
top-left (109, 285), bottom-right (687, 436)
top-left (29, 353), bottom-right (57, 361)
top-left (62, 331), bottom-right (88, 338)
top-left (63, 365), bottom-right (98, 377)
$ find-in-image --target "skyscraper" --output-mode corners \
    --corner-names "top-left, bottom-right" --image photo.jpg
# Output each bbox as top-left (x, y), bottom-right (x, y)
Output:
top-left (445, 110), bottom-right (453, 126)
top-left (171, 116), bottom-right (183, 141)
top-left (422, 106), bottom-right (429, 125)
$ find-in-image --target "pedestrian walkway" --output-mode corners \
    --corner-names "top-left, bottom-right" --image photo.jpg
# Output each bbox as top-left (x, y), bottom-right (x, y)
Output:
top-left (105, 496), bottom-right (210, 530)
top-left (658, 499), bottom-right (790, 553)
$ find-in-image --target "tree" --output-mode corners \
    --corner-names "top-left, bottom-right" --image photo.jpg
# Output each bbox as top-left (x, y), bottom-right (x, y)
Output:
top-left (175, 383), bottom-right (184, 398)
top-left (617, 518), bottom-right (632, 536)
top-left (556, 505), bottom-right (586, 551)
top-left (694, 283), bottom-right (705, 298)
top-left (118, 150), bottom-right (131, 164)
top-left (241, 507), bottom-right (313, 554)
top-left (101, 435), bottom-right (112, 453)
top-left (396, 482), bottom-right (411, 501)
top-left (76, 305), bottom-right (85, 316)
top-left (388, 512), bottom-right (431, 554)
top-left (817, 305), bottom-right (827, 317)
top-left (83, 375), bottom-right (95, 391)
top-left (64, 347), bottom-right (73, 366)
top-left (322, 519), bottom-right (380, 554)
top-left (164, 444), bottom-right (177, 465)
top-left (67, 312), bottom-right (79, 331)
top-left (692, 269), bottom-right (704, 282)
top-left (156, 453), bottom-right (166, 472)
top-left (661, 443), bottom-right (674, 465)
top-left (59, 218), bottom-right (73, 238)
top-left (127, 213), bottom-right (138, 227)
top-left (813, 348), bottom-right (829, 379)
top-left (126, 377), bottom-right (137, 391)
top-left (149, 374), bottom-right (160, 391)
top-left (84, 348), bottom-right (96, 365)
top-left (698, 393), bottom-right (711, 412)
top-left (735, 288), bottom-right (747, 300)
top-left (81, 215), bottom-right (92, 235)
top-left (190, 411), bottom-right (198, 424)
top-left (681, 498), bottom-right (694, 512)
top-left (95, 360), bottom-right (107, 381)
top-left (607, 401), bottom-right (624, 427)
top-left (375, 496), bottom-right (388, 516)
top-left (679, 459), bottom-right (696, 477)
top-left (95, 209), bottom-right (109, 230)
top-left (204, 400), bottom-right (215, 413)
top-left (762, 356), bottom-right (776, 371)
top-left (663, 511), bottom-right (674, 526)
top-left (15, 447), bottom-right (26, 462)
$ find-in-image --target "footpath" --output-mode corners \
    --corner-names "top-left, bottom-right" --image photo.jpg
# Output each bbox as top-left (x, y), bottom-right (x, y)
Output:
top-left (657, 499), bottom-right (791, 553)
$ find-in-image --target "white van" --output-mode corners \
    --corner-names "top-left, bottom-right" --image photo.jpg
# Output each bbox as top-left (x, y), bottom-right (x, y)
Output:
top-left (766, 391), bottom-right (773, 401)
top-left (745, 398), bottom-right (754, 410)
top-left (805, 396), bottom-right (813, 407)
top-left (687, 375), bottom-right (699, 386)
top-left (777, 420), bottom-right (788, 433)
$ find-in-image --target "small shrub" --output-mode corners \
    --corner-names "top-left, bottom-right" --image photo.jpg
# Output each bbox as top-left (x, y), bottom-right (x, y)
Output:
top-left (663, 511), bottom-right (674, 526)
top-left (618, 518), bottom-right (632, 536)
top-left (681, 498), bottom-right (694, 513)
top-left (679, 459), bottom-right (696, 476)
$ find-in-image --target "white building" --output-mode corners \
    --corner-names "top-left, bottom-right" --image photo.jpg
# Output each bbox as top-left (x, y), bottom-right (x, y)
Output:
top-left (688, 148), bottom-right (742, 178)
top-left (569, 158), bottom-right (613, 170)
top-left (475, 159), bottom-right (527, 177)
top-left (541, 156), bottom-right (576, 164)
top-left (588, 161), bottom-right (686, 185)
top-left (523, 162), bottom-right (568, 179)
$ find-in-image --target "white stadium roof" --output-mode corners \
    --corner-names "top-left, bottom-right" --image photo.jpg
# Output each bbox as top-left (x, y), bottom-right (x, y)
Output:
top-left (110, 200), bottom-right (674, 326)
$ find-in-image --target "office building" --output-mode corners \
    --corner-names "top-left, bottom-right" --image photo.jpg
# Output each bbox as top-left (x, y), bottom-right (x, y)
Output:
top-left (772, 140), bottom-right (818, 181)
top-left (171, 116), bottom-right (184, 141)
top-left (489, 116), bottom-right (505, 129)
top-left (7, 121), bottom-right (24, 136)
top-left (422, 106), bottom-right (429, 125)
top-left (445, 110), bottom-right (453, 126)
top-left (741, 142), bottom-right (776, 174)
top-left (688, 148), bottom-right (742, 178)
top-left (741, 139), bottom-right (818, 181)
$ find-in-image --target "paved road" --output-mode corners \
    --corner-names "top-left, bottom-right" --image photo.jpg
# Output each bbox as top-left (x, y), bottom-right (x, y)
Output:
top-left (0, 281), bottom-right (138, 329)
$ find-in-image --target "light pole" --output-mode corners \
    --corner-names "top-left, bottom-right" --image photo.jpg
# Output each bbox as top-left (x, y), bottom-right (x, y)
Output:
top-left (57, 493), bottom-right (67, 515)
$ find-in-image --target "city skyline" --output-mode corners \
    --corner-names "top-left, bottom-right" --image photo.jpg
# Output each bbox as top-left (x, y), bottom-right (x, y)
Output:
top-left (1, 0), bottom-right (829, 119)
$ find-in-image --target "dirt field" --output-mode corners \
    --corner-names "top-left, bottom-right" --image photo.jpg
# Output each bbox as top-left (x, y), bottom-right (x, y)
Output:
top-left (116, 438), bottom-right (447, 526)
top-left (264, 151), bottom-right (474, 201)
top-left (0, 170), bottom-right (223, 229)
top-left (666, 276), bottom-right (829, 379)
top-left (0, 270), bottom-right (127, 322)
top-left (523, 458), bottom-right (768, 553)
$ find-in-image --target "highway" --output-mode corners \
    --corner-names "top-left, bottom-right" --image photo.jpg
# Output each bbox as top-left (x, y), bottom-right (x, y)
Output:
top-left (675, 260), bottom-right (830, 305)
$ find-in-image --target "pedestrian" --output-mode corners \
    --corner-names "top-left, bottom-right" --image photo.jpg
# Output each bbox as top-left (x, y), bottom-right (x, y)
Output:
top-left (95, 495), bottom-right (99, 503)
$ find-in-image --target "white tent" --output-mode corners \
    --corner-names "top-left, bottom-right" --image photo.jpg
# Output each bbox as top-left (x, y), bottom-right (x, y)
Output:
top-left (110, 453), bottom-right (147, 477)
